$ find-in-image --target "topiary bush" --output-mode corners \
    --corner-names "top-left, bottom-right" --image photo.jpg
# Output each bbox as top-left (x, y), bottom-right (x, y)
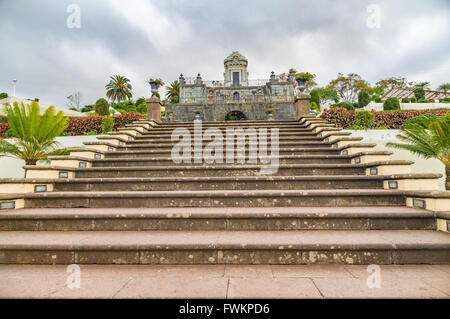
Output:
top-left (358, 91), bottom-right (371, 108)
top-left (383, 97), bottom-right (400, 111)
top-left (0, 92), bottom-right (8, 99)
top-left (417, 98), bottom-right (430, 103)
top-left (101, 116), bottom-right (115, 134)
top-left (401, 98), bottom-right (410, 103)
top-left (373, 96), bottom-right (382, 103)
top-left (95, 98), bottom-right (110, 116)
top-left (354, 110), bottom-right (375, 128)
top-left (440, 97), bottom-right (450, 103)
top-left (330, 102), bottom-right (355, 111)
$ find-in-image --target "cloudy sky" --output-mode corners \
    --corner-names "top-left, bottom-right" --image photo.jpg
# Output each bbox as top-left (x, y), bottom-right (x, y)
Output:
top-left (0, 0), bottom-right (449, 108)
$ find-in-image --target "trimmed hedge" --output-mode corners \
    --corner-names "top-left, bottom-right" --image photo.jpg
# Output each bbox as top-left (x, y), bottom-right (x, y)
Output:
top-left (320, 107), bottom-right (450, 129)
top-left (0, 112), bottom-right (145, 138)
top-left (383, 97), bottom-right (400, 111)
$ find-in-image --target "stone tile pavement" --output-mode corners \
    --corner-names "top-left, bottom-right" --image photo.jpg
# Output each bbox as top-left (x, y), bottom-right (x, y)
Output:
top-left (0, 264), bottom-right (448, 298)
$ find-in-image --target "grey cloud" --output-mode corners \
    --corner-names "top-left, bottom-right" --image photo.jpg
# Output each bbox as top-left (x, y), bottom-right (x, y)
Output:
top-left (0, 0), bottom-right (448, 108)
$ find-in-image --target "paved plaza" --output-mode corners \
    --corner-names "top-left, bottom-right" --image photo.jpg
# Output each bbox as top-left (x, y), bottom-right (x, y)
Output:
top-left (1, 264), bottom-right (449, 298)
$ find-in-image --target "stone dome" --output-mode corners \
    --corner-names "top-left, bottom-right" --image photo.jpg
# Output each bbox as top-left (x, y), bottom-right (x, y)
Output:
top-left (224, 51), bottom-right (248, 66)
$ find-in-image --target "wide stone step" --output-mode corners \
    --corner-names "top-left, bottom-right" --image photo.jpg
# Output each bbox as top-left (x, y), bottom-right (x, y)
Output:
top-left (116, 141), bottom-right (336, 151)
top-left (92, 155), bottom-right (351, 167)
top-left (0, 207), bottom-right (436, 231)
top-left (131, 136), bottom-right (326, 143)
top-left (72, 164), bottom-right (366, 177)
top-left (4, 189), bottom-right (406, 208)
top-left (49, 175), bottom-right (386, 191)
top-left (0, 229), bottom-right (448, 264)
top-left (135, 132), bottom-right (326, 139)
top-left (110, 147), bottom-right (341, 156)
top-left (156, 120), bottom-right (303, 126)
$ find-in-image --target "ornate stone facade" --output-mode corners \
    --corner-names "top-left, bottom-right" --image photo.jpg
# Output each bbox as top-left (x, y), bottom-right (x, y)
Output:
top-left (166, 51), bottom-right (297, 122)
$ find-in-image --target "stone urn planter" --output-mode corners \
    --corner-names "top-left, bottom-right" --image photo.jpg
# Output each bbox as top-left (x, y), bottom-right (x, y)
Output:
top-left (296, 78), bottom-right (306, 94)
top-left (266, 108), bottom-right (275, 121)
top-left (148, 78), bottom-right (164, 99)
top-left (149, 81), bottom-right (158, 98)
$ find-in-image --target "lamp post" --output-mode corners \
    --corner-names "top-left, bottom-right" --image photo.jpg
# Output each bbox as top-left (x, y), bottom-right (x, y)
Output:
top-left (12, 79), bottom-right (17, 97)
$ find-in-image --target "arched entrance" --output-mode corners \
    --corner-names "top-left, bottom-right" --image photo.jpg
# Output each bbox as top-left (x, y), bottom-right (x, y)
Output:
top-left (225, 110), bottom-right (247, 121)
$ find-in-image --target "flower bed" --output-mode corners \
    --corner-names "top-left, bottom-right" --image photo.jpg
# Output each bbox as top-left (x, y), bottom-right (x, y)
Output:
top-left (320, 107), bottom-right (450, 129)
top-left (0, 112), bottom-right (145, 138)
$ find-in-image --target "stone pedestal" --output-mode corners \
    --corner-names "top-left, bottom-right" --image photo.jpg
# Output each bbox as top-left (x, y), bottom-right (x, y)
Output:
top-left (146, 98), bottom-right (162, 122)
top-left (295, 94), bottom-right (311, 120)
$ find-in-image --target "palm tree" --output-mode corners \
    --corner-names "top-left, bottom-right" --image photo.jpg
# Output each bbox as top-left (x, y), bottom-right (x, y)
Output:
top-left (165, 80), bottom-right (180, 104)
top-left (105, 75), bottom-right (133, 103)
top-left (0, 102), bottom-right (69, 167)
top-left (438, 83), bottom-right (450, 97)
top-left (386, 113), bottom-right (450, 190)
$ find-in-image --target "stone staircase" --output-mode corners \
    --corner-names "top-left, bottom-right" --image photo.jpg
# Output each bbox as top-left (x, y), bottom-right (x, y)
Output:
top-left (0, 116), bottom-right (449, 265)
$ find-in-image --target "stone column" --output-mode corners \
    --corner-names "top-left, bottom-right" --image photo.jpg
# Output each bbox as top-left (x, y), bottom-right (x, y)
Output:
top-left (295, 94), bottom-right (311, 120)
top-left (146, 98), bottom-right (162, 122)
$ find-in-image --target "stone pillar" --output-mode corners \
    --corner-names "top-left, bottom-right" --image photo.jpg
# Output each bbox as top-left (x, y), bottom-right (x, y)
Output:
top-left (146, 98), bottom-right (162, 122)
top-left (295, 94), bottom-right (311, 120)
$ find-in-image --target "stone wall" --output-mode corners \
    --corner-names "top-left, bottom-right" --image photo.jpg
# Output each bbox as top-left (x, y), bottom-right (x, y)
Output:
top-left (164, 102), bottom-right (296, 122)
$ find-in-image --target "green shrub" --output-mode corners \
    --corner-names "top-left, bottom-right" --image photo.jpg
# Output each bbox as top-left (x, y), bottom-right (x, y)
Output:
top-left (383, 97), bottom-right (400, 111)
top-left (135, 97), bottom-right (146, 106)
top-left (410, 97), bottom-right (417, 102)
top-left (81, 105), bottom-right (94, 113)
top-left (136, 102), bottom-right (147, 114)
top-left (101, 116), bottom-right (115, 134)
top-left (414, 87), bottom-right (425, 100)
top-left (310, 101), bottom-right (320, 112)
top-left (95, 98), bottom-right (110, 116)
top-left (4, 128), bottom-right (17, 138)
top-left (401, 113), bottom-right (439, 129)
top-left (401, 98), bottom-right (410, 103)
top-left (373, 96), bottom-right (382, 103)
top-left (440, 97), bottom-right (450, 103)
top-left (354, 110), bottom-right (375, 128)
top-left (0, 92), bottom-right (8, 99)
top-left (310, 89), bottom-right (321, 107)
top-left (358, 91), bottom-right (371, 108)
top-left (330, 102), bottom-right (355, 111)
top-left (86, 131), bottom-right (98, 135)
top-left (417, 98), bottom-right (430, 103)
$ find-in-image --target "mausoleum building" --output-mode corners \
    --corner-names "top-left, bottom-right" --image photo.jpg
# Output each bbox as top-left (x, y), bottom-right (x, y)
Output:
top-left (165, 51), bottom-right (297, 121)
